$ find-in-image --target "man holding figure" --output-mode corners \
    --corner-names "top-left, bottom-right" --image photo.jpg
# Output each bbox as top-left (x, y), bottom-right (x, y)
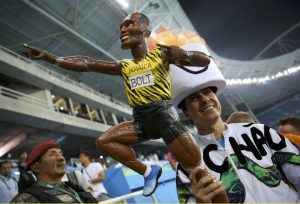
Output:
top-left (23, 13), bottom-right (227, 201)
top-left (171, 43), bottom-right (300, 203)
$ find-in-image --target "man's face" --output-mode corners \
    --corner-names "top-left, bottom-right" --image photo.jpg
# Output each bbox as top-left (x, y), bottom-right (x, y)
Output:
top-left (184, 88), bottom-right (222, 126)
top-left (0, 162), bottom-right (12, 177)
top-left (34, 148), bottom-right (66, 179)
top-left (278, 124), bottom-right (300, 135)
top-left (120, 13), bottom-right (146, 49)
top-left (79, 153), bottom-right (89, 165)
top-left (19, 152), bottom-right (28, 161)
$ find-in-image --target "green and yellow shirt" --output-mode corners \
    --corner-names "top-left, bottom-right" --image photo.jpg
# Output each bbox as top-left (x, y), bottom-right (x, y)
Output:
top-left (120, 48), bottom-right (171, 108)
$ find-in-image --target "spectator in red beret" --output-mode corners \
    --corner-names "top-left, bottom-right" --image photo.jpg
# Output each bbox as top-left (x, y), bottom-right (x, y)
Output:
top-left (11, 140), bottom-right (97, 203)
top-left (24, 140), bottom-right (60, 171)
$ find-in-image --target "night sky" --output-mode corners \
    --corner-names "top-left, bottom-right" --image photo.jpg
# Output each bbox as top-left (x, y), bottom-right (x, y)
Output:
top-left (178, 0), bottom-right (300, 60)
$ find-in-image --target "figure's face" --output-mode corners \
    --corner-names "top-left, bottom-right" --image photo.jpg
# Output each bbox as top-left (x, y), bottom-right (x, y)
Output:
top-left (120, 13), bottom-right (146, 49)
top-left (0, 162), bottom-right (12, 177)
top-left (184, 88), bottom-right (222, 126)
top-left (278, 124), bottom-right (300, 135)
top-left (33, 148), bottom-right (66, 179)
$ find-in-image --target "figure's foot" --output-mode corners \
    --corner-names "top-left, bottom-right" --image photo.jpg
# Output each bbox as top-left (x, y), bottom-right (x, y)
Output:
top-left (143, 165), bottom-right (162, 196)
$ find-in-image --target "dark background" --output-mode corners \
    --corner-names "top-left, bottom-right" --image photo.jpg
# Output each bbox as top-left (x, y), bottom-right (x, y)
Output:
top-left (178, 0), bottom-right (300, 60)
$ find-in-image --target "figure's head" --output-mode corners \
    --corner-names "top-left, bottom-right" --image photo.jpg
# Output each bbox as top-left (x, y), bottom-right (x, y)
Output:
top-left (226, 111), bottom-right (256, 124)
top-left (79, 151), bottom-right (92, 166)
top-left (26, 140), bottom-right (66, 180)
top-left (120, 12), bottom-right (151, 49)
top-left (278, 116), bottom-right (300, 135)
top-left (171, 43), bottom-right (226, 126)
top-left (0, 161), bottom-right (12, 177)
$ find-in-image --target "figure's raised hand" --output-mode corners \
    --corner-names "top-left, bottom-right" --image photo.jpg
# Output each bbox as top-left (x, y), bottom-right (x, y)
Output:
top-left (157, 43), bottom-right (210, 67)
top-left (156, 43), bottom-right (187, 61)
top-left (23, 43), bottom-right (48, 60)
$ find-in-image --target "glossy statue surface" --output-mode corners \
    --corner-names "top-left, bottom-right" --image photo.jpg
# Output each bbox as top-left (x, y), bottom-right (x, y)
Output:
top-left (23, 13), bottom-right (228, 201)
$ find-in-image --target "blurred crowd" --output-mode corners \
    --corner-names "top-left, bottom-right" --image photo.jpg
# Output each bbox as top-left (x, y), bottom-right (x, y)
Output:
top-left (1, 114), bottom-right (299, 203)
top-left (0, 143), bottom-right (112, 203)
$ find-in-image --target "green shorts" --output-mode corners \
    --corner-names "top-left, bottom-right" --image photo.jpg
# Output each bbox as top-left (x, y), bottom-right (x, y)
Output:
top-left (132, 100), bottom-right (189, 145)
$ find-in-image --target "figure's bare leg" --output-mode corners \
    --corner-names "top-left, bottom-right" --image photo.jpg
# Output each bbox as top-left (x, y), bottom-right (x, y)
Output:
top-left (96, 121), bottom-right (146, 175)
top-left (168, 132), bottom-right (201, 169)
top-left (169, 132), bottom-right (229, 203)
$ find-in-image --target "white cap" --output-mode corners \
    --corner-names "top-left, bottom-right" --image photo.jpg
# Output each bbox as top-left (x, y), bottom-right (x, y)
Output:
top-left (171, 43), bottom-right (226, 109)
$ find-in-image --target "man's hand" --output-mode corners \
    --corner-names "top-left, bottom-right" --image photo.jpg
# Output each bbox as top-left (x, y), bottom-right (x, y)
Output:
top-left (157, 43), bottom-right (188, 62)
top-left (23, 43), bottom-right (48, 60)
top-left (189, 167), bottom-right (225, 203)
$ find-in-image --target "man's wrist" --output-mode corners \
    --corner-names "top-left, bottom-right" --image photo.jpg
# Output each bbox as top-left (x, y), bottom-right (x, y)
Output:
top-left (91, 179), bottom-right (98, 184)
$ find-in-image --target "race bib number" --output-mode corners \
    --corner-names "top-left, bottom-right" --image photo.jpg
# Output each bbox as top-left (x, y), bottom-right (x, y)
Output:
top-left (129, 71), bottom-right (154, 90)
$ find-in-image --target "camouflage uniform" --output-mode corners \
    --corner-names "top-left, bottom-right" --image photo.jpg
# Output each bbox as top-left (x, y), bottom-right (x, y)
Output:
top-left (11, 181), bottom-right (97, 203)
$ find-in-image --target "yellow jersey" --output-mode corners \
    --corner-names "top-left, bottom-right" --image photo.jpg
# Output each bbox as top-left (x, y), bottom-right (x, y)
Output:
top-left (120, 48), bottom-right (171, 108)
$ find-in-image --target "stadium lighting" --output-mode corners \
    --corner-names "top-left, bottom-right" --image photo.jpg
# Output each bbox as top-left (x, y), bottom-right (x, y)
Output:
top-left (115, 0), bottom-right (129, 9)
top-left (226, 65), bottom-right (300, 86)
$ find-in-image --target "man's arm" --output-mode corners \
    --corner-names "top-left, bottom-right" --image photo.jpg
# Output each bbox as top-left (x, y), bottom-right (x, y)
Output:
top-left (267, 128), bottom-right (300, 192)
top-left (176, 165), bottom-right (225, 203)
top-left (157, 44), bottom-right (210, 67)
top-left (91, 170), bottom-right (105, 184)
top-left (23, 44), bottom-right (122, 75)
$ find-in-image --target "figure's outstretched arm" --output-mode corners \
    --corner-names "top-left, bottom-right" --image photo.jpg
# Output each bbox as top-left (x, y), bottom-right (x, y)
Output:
top-left (157, 44), bottom-right (210, 67)
top-left (23, 44), bottom-right (122, 75)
